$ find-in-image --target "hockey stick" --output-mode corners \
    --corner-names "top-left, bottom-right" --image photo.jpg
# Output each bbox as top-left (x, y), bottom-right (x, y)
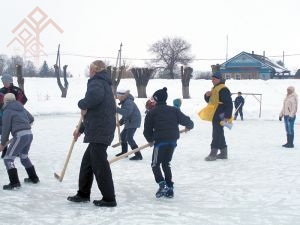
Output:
top-left (109, 143), bottom-right (150, 164)
top-left (54, 116), bottom-right (83, 182)
top-left (111, 113), bottom-right (121, 148)
top-left (109, 129), bottom-right (187, 164)
top-left (234, 102), bottom-right (243, 115)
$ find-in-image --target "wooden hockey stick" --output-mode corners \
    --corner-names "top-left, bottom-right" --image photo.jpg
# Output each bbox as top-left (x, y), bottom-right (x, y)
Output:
top-left (54, 116), bottom-right (83, 182)
top-left (109, 143), bottom-right (150, 164)
top-left (109, 129), bottom-right (188, 164)
top-left (111, 113), bottom-right (121, 148)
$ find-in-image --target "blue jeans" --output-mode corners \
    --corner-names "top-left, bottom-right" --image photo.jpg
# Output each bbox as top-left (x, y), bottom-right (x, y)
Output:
top-left (284, 116), bottom-right (296, 135)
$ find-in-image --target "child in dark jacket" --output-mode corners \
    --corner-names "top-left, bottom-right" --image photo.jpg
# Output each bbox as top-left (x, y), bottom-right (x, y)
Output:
top-left (0, 93), bottom-right (39, 190)
top-left (143, 87), bottom-right (194, 198)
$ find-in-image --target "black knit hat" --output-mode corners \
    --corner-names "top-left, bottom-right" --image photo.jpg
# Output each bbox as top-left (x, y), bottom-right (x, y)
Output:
top-left (153, 87), bottom-right (168, 103)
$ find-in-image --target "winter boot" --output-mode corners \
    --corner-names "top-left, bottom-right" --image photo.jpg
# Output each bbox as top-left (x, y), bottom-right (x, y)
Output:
top-left (205, 148), bottom-right (218, 161)
top-left (67, 191), bottom-right (90, 203)
top-left (217, 147), bottom-right (228, 159)
top-left (286, 134), bottom-right (294, 148)
top-left (282, 135), bottom-right (289, 147)
top-left (165, 187), bottom-right (174, 198)
top-left (93, 199), bottom-right (117, 207)
top-left (24, 166), bottom-right (40, 183)
top-left (115, 143), bottom-right (128, 157)
top-left (165, 183), bottom-right (174, 198)
top-left (3, 168), bottom-right (21, 190)
top-left (156, 181), bottom-right (169, 198)
top-left (1, 146), bottom-right (7, 158)
top-left (129, 145), bottom-right (143, 160)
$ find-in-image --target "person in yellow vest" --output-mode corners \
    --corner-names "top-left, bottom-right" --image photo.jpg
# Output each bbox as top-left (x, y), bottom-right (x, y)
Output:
top-left (201, 68), bottom-right (233, 161)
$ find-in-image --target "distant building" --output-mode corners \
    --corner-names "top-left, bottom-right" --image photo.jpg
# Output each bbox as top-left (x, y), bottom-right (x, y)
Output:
top-left (295, 69), bottom-right (300, 79)
top-left (220, 51), bottom-right (291, 80)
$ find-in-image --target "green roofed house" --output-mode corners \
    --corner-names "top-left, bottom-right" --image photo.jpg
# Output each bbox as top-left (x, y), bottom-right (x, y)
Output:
top-left (220, 51), bottom-right (291, 80)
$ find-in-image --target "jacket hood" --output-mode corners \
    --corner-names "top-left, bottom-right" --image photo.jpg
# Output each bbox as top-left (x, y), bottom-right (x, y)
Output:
top-left (93, 70), bottom-right (112, 85)
top-left (4, 101), bottom-right (23, 111)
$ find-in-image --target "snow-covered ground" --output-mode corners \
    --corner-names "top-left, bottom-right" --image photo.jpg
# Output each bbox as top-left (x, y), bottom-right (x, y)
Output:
top-left (0, 77), bottom-right (300, 225)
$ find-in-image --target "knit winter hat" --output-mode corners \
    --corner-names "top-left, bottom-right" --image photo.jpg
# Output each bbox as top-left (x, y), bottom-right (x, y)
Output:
top-left (153, 87), bottom-right (168, 103)
top-left (211, 64), bottom-right (222, 79)
top-left (116, 88), bottom-right (129, 96)
top-left (287, 86), bottom-right (295, 92)
top-left (1, 74), bottom-right (13, 83)
top-left (3, 93), bottom-right (16, 105)
top-left (173, 98), bottom-right (182, 109)
top-left (212, 70), bottom-right (222, 79)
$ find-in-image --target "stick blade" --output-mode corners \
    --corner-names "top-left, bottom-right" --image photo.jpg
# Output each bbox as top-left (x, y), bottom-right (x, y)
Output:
top-left (111, 142), bottom-right (121, 148)
top-left (54, 172), bottom-right (62, 182)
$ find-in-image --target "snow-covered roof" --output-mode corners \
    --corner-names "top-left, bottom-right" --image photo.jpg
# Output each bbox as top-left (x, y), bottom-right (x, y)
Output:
top-left (244, 52), bottom-right (290, 73)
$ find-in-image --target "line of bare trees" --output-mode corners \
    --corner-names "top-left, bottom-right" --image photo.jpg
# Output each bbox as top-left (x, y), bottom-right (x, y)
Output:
top-left (1, 36), bottom-right (211, 99)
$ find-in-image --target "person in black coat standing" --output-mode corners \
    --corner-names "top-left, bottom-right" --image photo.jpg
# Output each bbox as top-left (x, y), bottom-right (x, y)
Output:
top-left (143, 87), bottom-right (194, 198)
top-left (67, 60), bottom-right (117, 207)
top-left (234, 91), bottom-right (245, 120)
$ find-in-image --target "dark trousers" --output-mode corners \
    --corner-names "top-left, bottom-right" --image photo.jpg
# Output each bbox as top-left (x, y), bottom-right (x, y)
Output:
top-left (151, 143), bottom-right (175, 187)
top-left (211, 121), bottom-right (227, 149)
top-left (120, 128), bottom-right (137, 147)
top-left (78, 143), bottom-right (115, 201)
top-left (234, 107), bottom-right (243, 119)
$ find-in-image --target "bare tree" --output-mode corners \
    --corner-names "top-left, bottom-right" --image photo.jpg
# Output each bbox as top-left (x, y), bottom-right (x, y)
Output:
top-left (108, 43), bottom-right (124, 96)
top-left (131, 68), bottom-right (154, 98)
top-left (181, 66), bottom-right (193, 99)
top-left (54, 44), bottom-right (68, 98)
top-left (15, 64), bottom-right (25, 91)
top-left (0, 55), bottom-right (5, 75)
top-left (149, 37), bottom-right (193, 79)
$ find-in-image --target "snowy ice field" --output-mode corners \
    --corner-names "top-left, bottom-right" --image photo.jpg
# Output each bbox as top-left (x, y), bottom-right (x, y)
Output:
top-left (0, 77), bottom-right (300, 225)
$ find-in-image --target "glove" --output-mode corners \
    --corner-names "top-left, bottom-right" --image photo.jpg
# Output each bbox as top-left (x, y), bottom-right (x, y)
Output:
top-left (1, 146), bottom-right (7, 158)
top-left (118, 119), bottom-right (124, 126)
top-left (279, 116), bottom-right (282, 121)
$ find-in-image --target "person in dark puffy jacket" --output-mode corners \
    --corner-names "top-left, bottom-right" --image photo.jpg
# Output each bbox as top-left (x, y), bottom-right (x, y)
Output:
top-left (67, 60), bottom-right (117, 207)
top-left (143, 87), bottom-right (194, 199)
top-left (115, 89), bottom-right (142, 160)
top-left (0, 93), bottom-right (38, 190)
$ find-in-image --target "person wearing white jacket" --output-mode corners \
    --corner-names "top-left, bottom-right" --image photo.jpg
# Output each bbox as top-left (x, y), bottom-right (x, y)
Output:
top-left (279, 86), bottom-right (298, 148)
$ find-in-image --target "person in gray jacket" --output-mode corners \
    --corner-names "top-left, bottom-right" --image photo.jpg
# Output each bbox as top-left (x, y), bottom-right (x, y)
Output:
top-left (115, 89), bottom-right (142, 160)
top-left (0, 93), bottom-right (39, 190)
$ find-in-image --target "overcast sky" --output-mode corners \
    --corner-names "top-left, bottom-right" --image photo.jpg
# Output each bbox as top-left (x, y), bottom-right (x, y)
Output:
top-left (0, 0), bottom-right (299, 75)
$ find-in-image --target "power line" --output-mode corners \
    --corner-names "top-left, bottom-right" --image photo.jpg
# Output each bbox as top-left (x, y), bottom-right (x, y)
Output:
top-left (9, 51), bottom-right (300, 62)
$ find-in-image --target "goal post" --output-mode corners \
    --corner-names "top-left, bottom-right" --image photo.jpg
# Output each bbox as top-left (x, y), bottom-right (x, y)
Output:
top-left (231, 92), bottom-right (262, 118)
